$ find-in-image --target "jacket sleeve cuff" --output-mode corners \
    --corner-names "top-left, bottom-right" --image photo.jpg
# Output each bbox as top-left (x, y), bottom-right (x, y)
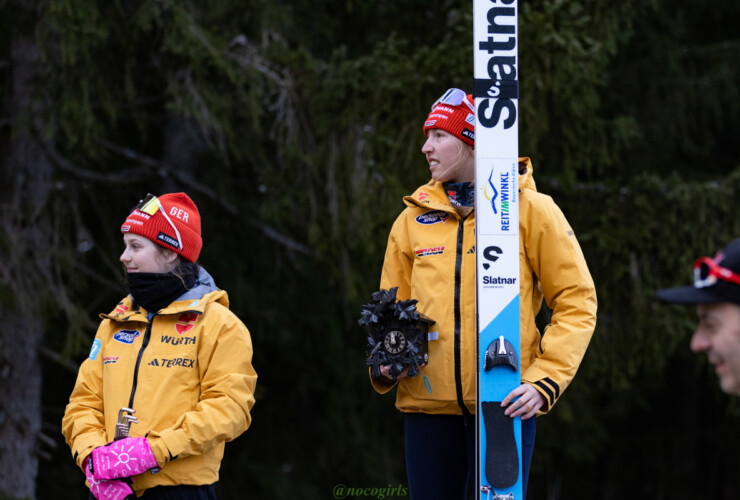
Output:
top-left (72, 435), bottom-right (106, 469)
top-left (522, 374), bottom-right (560, 414)
top-left (147, 428), bottom-right (187, 466)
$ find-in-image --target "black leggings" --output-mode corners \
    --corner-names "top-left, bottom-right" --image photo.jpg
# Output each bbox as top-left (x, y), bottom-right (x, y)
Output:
top-left (88, 483), bottom-right (217, 500)
top-left (404, 413), bottom-right (536, 500)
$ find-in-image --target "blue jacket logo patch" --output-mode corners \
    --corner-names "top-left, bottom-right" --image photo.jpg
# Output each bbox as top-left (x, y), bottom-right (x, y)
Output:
top-left (114, 329), bottom-right (141, 345)
top-left (89, 339), bottom-right (101, 360)
top-left (415, 210), bottom-right (450, 225)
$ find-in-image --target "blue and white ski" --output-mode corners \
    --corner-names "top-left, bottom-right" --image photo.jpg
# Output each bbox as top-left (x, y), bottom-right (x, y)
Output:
top-left (473, 0), bottom-right (521, 499)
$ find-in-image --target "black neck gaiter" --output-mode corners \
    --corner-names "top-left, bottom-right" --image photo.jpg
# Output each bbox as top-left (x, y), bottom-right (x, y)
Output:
top-left (126, 270), bottom-right (197, 313)
top-left (443, 181), bottom-right (475, 208)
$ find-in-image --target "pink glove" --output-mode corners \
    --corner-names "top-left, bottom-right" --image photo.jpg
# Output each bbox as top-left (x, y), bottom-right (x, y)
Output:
top-left (92, 436), bottom-right (158, 481)
top-left (84, 456), bottom-right (134, 500)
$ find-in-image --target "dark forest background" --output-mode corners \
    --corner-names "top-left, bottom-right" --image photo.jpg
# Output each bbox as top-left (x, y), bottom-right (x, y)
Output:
top-left (2, 0), bottom-right (740, 499)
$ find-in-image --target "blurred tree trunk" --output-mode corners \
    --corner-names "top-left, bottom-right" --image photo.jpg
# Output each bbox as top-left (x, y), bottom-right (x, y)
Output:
top-left (0, 4), bottom-right (51, 498)
top-left (162, 115), bottom-right (208, 190)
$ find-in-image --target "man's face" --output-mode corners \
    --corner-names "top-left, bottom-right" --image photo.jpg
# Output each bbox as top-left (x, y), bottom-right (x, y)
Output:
top-left (692, 302), bottom-right (740, 395)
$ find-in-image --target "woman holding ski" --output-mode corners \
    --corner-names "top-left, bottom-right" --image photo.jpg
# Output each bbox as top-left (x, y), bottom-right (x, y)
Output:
top-left (370, 88), bottom-right (597, 499)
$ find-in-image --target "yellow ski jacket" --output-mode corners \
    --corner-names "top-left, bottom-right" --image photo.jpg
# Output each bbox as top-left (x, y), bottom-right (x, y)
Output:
top-left (372, 158), bottom-right (597, 416)
top-left (62, 271), bottom-right (257, 496)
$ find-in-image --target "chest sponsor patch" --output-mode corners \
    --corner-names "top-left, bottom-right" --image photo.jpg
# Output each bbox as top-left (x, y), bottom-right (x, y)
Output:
top-left (415, 210), bottom-right (450, 225)
top-left (147, 357), bottom-right (195, 368)
top-left (113, 329), bottom-right (141, 345)
top-left (161, 335), bottom-right (197, 346)
top-left (175, 312), bottom-right (200, 335)
top-left (415, 246), bottom-right (446, 257)
top-left (103, 356), bottom-right (120, 365)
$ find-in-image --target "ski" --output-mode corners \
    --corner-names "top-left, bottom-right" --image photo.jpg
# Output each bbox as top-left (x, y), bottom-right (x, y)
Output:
top-left (473, 1), bottom-right (522, 499)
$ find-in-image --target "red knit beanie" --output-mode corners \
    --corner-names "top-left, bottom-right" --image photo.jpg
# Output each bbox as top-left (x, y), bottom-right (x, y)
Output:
top-left (423, 89), bottom-right (475, 146)
top-left (121, 192), bottom-right (202, 263)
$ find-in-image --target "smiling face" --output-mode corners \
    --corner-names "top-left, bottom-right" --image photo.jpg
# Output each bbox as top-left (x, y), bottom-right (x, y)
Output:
top-left (421, 129), bottom-right (475, 183)
top-left (120, 234), bottom-right (177, 274)
top-left (692, 302), bottom-right (740, 395)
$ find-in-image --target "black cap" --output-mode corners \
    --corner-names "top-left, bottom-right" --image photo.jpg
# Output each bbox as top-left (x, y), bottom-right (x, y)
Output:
top-left (656, 239), bottom-right (740, 305)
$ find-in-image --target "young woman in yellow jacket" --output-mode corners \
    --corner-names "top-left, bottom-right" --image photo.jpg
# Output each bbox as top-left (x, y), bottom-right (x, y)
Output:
top-left (62, 193), bottom-right (257, 500)
top-left (371, 89), bottom-right (597, 499)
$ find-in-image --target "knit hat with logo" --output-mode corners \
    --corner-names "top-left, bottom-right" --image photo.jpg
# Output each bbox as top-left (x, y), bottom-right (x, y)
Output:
top-left (121, 192), bottom-right (202, 263)
top-left (423, 91), bottom-right (476, 147)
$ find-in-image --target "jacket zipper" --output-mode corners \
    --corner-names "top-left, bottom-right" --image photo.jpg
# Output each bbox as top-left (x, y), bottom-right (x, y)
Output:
top-left (454, 215), bottom-right (471, 417)
top-left (127, 319), bottom-right (154, 409)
